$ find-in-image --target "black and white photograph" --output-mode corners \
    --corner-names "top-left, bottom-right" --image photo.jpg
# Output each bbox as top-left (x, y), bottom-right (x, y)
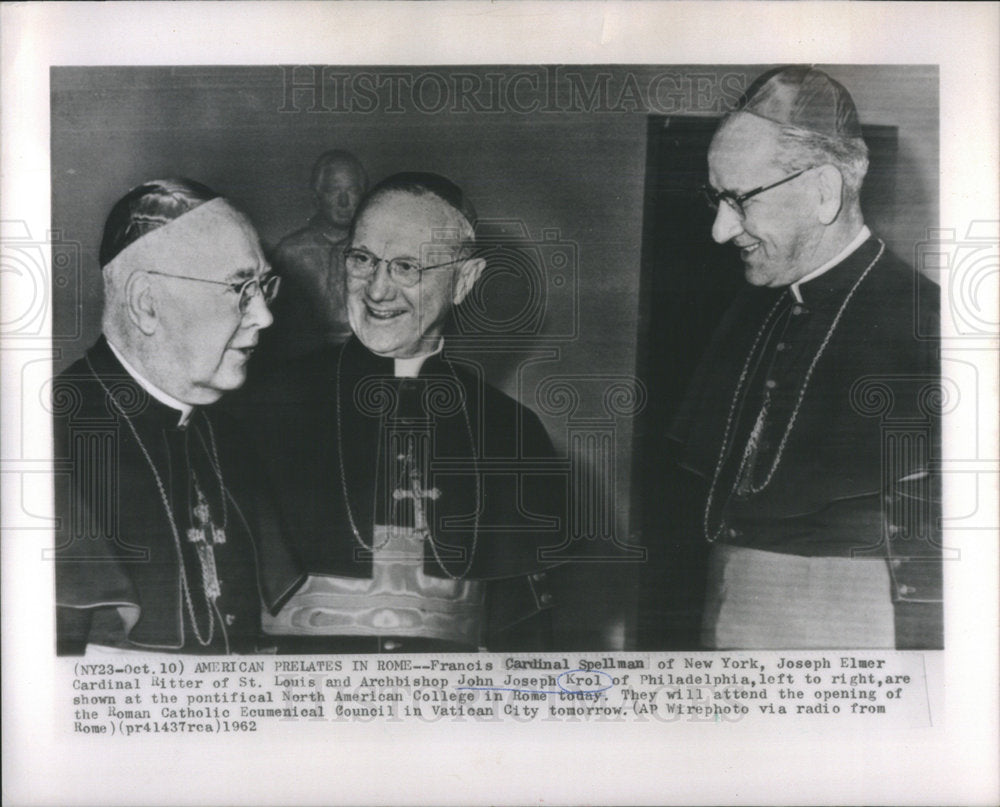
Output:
top-left (2, 3), bottom-right (997, 806)
top-left (47, 62), bottom-right (943, 655)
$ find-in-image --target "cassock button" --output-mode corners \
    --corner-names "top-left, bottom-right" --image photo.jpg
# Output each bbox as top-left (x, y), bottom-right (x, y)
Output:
top-left (898, 584), bottom-right (915, 596)
top-left (531, 572), bottom-right (547, 582)
top-left (727, 527), bottom-right (740, 539)
top-left (224, 614), bottom-right (236, 626)
top-left (776, 342), bottom-right (787, 352)
top-left (539, 593), bottom-right (554, 606)
top-left (791, 305), bottom-right (805, 316)
top-left (889, 558), bottom-right (903, 569)
top-left (765, 379), bottom-right (777, 390)
top-left (382, 639), bottom-right (403, 651)
top-left (886, 524), bottom-right (901, 536)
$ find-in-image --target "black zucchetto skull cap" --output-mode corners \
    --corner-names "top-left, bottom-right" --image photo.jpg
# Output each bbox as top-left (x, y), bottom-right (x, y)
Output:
top-left (736, 65), bottom-right (863, 139)
top-left (368, 171), bottom-right (478, 231)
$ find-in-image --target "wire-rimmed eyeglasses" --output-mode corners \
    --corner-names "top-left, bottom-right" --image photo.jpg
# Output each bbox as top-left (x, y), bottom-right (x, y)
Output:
top-left (145, 270), bottom-right (281, 313)
top-left (344, 247), bottom-right (465, 288)
top-left (701, 167), bottom-right (813, 219)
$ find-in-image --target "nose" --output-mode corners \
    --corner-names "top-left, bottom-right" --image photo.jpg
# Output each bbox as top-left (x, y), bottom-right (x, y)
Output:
top-left (337, 191), bottom-right (350, 206)
top-left (243, 287), bottom-right (274, 330)
top-left (711, 202), bottom-right (744, 245)
top-left (364, 259), bottom-right (396, 302)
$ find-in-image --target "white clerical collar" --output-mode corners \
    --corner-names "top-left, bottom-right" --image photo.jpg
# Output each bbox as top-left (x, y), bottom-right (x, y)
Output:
top-left (106, 339), bottom-right (194, 427)
top-left (393, 339), bottom-right (444, 378)
top-left (790, 225), bottom-right (871, 303)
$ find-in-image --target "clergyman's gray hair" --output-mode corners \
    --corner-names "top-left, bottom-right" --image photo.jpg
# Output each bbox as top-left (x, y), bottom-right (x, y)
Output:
top-left (773, 125), bottom-right (870, 203)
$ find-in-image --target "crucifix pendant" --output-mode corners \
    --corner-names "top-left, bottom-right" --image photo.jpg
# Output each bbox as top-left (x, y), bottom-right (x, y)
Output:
top-left (391, 448), bottom-right (440, 534)
top-left (188, 482), bottom-right (222, 600)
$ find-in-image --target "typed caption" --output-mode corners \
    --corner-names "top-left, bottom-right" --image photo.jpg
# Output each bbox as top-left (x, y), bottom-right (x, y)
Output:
top-left (65, 650), bottom-right (933, 733)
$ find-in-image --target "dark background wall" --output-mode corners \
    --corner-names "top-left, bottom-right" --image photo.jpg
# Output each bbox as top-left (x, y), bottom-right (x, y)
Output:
top-left (50, 64), bottom-right (938, 647)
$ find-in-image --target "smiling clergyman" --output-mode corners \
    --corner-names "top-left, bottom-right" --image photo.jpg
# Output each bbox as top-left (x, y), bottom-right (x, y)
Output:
top-left (242, 172), bottom-right (563, 653)
top-left (669, 67), bottom-right (941, 650)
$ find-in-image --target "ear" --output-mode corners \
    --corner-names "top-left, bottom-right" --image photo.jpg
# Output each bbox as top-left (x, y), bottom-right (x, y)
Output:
top-left (814, 164), bottom-right (845, 225)
top-left (124, 271), bottom-right (158, 335)
top-left (453, 256), bottom-right (485, 306)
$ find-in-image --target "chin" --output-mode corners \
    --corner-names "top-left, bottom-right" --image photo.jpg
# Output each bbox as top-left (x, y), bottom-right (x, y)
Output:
top-left (210, 367), bottom-right (248, 395)
top-left (351, 308), bottom-right (416, 356)
top-left (356, 329), bottom-right (416, 357)
top-left (185, 387), bottom-right (225, 406)
top-left (743, 264), bottom-right (782, 288)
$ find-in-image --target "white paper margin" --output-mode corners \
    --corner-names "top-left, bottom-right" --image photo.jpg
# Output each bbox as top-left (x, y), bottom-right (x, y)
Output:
top-left (2, 2), bottom-right (997, 805)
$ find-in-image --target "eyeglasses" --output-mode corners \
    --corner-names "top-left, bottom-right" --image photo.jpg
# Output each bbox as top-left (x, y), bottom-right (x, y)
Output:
top-left (701, 167), bottom-right (813, 219)
top-left (343, 247), bottom-right (464, 288)
top-left (145, 270), bottom-right (281, 313)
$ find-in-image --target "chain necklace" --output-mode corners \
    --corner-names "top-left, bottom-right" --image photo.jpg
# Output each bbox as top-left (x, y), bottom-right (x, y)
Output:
top-left (86, 355), bottom-right (229, 649)
top-left (703, 240), bottom-right (884, 542)
top-left (335, 345), bottom-right (480, 579)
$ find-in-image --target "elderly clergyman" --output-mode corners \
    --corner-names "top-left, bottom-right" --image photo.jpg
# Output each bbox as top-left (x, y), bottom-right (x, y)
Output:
top-left (54, 179), bottom-right (303, 654)
top-left (669, 67), bottom-right (941, 649)
top-left (249, 172), bottom-right (562, 653)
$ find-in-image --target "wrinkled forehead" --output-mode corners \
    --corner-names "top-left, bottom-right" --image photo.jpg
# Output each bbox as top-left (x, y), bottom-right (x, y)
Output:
top-left (106, 199), bottom-right (267, 281)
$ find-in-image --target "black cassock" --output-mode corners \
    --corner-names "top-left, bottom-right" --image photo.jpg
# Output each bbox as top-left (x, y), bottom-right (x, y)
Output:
top-left (54, 337), bottom-right (303, 655)
top-left (239, 336), bottom-right (565, 652)
top-left (668, 237), bottom-right (942, 648)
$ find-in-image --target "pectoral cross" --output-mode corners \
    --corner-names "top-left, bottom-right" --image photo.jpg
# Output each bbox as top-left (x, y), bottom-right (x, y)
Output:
top-left (187, 480), bottom-right (224, 600)
top-left (391, 449), bottom-right (440, 535)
